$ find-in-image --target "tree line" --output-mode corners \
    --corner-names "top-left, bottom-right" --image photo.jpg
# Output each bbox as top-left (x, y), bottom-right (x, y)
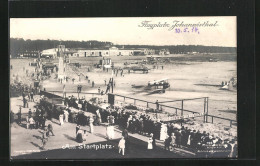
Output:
top-left (10, 38), bottom-right (236, 57)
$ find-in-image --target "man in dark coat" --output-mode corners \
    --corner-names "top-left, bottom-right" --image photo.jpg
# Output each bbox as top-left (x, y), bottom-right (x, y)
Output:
top-left (76, 124), bottom-right (80, 136)
top-left (181, 128), bottom-right (187, 146)
top-left (175, 129), bottom-right (182, 148)
top-left (151, 133), bottom-right (156, 150)
top-left (41, 116), bottom-right (46, 129)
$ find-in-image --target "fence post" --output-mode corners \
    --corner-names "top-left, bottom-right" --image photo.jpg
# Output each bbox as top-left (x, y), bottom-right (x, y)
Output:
top-left (124, 97), bottom-right (125, 102)
top-left (211, 116), bottom-right (213, 123)
top-left (52, 91), bottom-right (54, 104)
top-left (147, 102), bottom-right (149, 108)
top-left (203, 98), bottom-right (206, 123)
top-left (206, 97), bottom-right (209, 123)
top-left (230, 120), bottom-right (232, 127)
top-left (134, 99), bottom-right (136, 105)
top-left (181, 100), bottom-right (183, 116)
top-left (175, 108), bottom-right (177, 115)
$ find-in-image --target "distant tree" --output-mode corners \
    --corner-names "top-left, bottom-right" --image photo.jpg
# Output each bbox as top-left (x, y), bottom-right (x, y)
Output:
top-left (10, 38), bottom-right (236, 58)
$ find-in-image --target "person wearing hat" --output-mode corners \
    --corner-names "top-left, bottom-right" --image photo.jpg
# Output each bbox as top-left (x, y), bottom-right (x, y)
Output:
top-left (76, 128), bottom-right (84, 143)
top-left (139, 118), bottom-right (144, 135)
top-left (164, 134), bottom-right (171, 150)
top-left (59, 112), bottom-right (64, 126)
top-left (47, 122), bottom-right (55, 136)
top-left (187, 130), bottom-right (192, 147)
top-left (169, 133), bottom-right (176, 151)
top-left (83, 130), bottom-right (88, 142)
top-left (64, 109), bottom-right (69, 123)
top-left (190, 130), bottom-right (196, 149)
top-left (89, 116), bottom-right (94, 133)
top-left (147, 133), bottom-right (153, 150)
top-left (76, 124), bottom-right (81, 136)
top-left (118, 136), bottom-right (126, 155)
top-left (122, 129), bottom-right (129, 150)
top-left (175, 129), bottom-right (182, 148)
top-left (41, 127), bottom-right (49, 150)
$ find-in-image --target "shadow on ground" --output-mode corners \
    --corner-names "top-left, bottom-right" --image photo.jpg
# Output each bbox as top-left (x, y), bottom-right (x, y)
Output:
top-left (12, 134), bottom-right (184, 159)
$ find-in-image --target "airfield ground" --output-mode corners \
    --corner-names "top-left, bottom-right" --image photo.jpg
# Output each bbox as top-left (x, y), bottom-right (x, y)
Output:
top-left (10, 53), bottom-right (237, 158)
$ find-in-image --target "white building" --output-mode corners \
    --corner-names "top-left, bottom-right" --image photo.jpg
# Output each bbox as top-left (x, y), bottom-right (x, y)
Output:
top-left (42, 46), bottom-right (154, 58)
top-left (41, 48), bottom-right (69, 58)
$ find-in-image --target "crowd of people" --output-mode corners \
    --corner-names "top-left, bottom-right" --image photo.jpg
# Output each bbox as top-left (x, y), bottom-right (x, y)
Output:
top-left (45, 95), bottom-right (238, 157)
top-left (13, 89), bottom-right (237, 157)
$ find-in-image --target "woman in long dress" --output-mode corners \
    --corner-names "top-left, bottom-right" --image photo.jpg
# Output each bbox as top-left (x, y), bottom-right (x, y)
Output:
top-left (76, 129), bottom-right (84, 143)
top-left (118, 137), bottom-right (125, 155)
top-left (169, 133), bottom-right (176, 151)
top-left (64, 110), bottom-right (69, 122)
top-left (106, 124), bottom-right (115, 140)
top-left (59, 113), bottom-right (64, 126)
top-left (89, 117), bottom-right (94, 133)
top-left (147, 134), bottom-right (153, 150)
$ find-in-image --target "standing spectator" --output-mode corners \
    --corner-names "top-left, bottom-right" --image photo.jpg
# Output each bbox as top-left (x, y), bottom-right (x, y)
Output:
top-left (59, 113), bottom-right (64, 126)
top-left (76, 124), bottom-right (81, 136)
top-left (92, 81), bottom-right (95, 87)
top-left (175, 129), bottom-right (182, 148)
top-left (101, 90), bottom-right (104, 95)
top-left (105, 84), bottom-right (110, 94)
top-left (17, 107), bottom-right (22, 124)
top-left (98, 87), bottom-right (101, 94)
top-left (122, 129), bottom-right (129, 150)
top-left (30, 91), bottom-right (34, 102)
top-left (104, 80), bottom-right (107, 85)
top-left (28, 109), bottom-right (32, 117)
top-left (83, 130), bottom-right (88, 141)
top-left (29, 116), bottom-right (35, 129)
top-left (118, 136), bottom-right (125, 156)
top-left (96, 109), bottom-right (102, 125)
top-left (28, 93), bottom-right (31, 102)
top-left (41, 116), bottom-right (46, 129)
top-left (76, 128), bottom-right (84, 143)
top-left (48, 123), bottom-right (55, 136)
top-left (41, 128), bottom-right (48, 150)
top-left (34, 114), bottom-right (40, 129)
top-left (23, 97), bottom-right (26, 108)
top-left (169, 133), bottom-right (176, 151)
top-left (64, 110), bottom-right (69, 122)
top-left (155, 100), bottom-right (159, 110)
top-left (164, 134), bottom-right (170, 150)
top-left (25, 97), bottom-right (29, 108)
top-left (190, 130), bottom-right (196, 149)
top-left (26, 114), bottom-right (29, 129)
top-left (147, 134), bottom-right (153, 150)
top-left (89, 116), bottom-right (94, 133)
top-left (106, 124), bottom-right (115, 140)
top-left (151, 133), bottom-right (156, 149)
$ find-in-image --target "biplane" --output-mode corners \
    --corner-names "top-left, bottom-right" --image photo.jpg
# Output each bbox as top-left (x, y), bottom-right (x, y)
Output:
top-left (125, 66), bottom-right (150, 73)
top-left (131, 78), bottom-right (171, 94)
top-left (148, 78), bottom-right (170, 93)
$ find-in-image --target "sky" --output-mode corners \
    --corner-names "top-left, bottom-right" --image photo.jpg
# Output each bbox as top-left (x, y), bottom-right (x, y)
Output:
top-left (10, 17), bottom-right (236, 47)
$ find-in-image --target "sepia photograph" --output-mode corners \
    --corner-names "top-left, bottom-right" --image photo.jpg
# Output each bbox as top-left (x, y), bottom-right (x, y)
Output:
top-left (9, 17), bottom-right (237, 159)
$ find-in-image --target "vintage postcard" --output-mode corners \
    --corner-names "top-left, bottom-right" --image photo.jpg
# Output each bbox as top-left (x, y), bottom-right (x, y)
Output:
top-left (10, 17), bottom-right (237, 159)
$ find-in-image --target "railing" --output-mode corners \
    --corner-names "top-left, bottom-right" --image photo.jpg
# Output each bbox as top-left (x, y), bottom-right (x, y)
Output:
top-left (39, 91), bottom-right (237, 127)
top-left (111, 93), bottom-right (237, 127)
